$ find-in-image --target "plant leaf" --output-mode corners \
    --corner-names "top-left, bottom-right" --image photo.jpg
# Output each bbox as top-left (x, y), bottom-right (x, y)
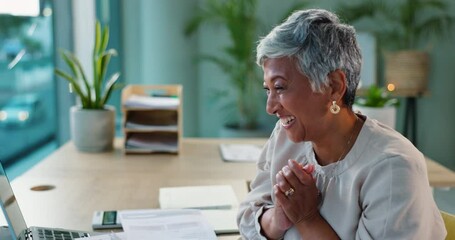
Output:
top-left (59, 49), bottom-right (79, 79)
top-left (355, 85), bottom-right (399, 108)
top-left (55, 19), bottom-right (119, 109)
top-left (55, 69), bottom-right (89, 107)
top-left (94, 21), bottom-right (101, 58)
top-left (100, 72), bottom-right (120, 107)
top-left (96, 49), bottom-right (117, 106)
top-left (99, 24), bottom-right (109, 55)
top-left (67, 52), bottom-right (92, 107)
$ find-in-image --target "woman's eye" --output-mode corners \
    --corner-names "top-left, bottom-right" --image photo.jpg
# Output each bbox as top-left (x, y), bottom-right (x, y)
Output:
top-left (275, 85), bottom-right (284, 92)
top-left (263, 85), bottom-right (285, 95)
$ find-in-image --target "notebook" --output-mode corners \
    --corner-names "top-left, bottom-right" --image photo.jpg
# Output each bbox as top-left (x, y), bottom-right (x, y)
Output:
top-left (158, 185), bottom-right (240, 234)
top-left (159, 185), bottom-right (238, 210)
top-left (0, 162), bottom-right (96, 240)
top-left (219, 144), bottom-right (262, 162)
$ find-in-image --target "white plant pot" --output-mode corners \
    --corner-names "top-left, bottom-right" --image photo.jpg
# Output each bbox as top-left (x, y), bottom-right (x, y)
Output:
top-left (70, 105), bottom-right (115, 152)
top-left (353, 105), bottom-right (396, 129)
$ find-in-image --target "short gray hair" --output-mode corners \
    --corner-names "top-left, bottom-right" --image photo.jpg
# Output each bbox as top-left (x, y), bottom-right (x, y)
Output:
top-left (257, 9), bottom-right (361, 107)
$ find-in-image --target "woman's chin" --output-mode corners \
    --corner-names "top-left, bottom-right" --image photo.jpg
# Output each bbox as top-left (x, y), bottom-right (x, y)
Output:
top-left (285, 131), bottom-right (304, 143)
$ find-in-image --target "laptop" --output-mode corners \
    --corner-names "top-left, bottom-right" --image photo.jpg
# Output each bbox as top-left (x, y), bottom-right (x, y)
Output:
top-left (0, 162), bottom-right (96, 240)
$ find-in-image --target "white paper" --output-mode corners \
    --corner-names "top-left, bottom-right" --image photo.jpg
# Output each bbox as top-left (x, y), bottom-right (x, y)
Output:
top-left (159, 185), bottom-right (238, 210)
top-left (75, 232), bottom-right (127, 240)
top-left (219, 144), bottom-right (262, 162)
top-left (200, 209), bottom-right (239, 234)
top-left (124, 122), bottom-right (178, 131)
top-left (125, 133), bottom-right (178, 152)
top-left (118, 209), bottom-right (217, 240)
top-left (123, 95), bottom-right (179, 110)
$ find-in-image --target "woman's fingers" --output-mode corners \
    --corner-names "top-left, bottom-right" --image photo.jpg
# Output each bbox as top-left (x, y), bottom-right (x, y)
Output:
top-left (274, 160), bottom-right (321, 224)
top-left (280, 165), bottom-right (300, 192)
top-left (275, 159), bottom-right (318, 205)
top-left (302, 163), bottom-right (315, 174)
top-left (274, 184), bottom-right (289, 205)
top-left (276, 159), bottom-right (315, 196)
top-left (289, 159), bottom-right (314, 185)
top-left (275, 169), bottom-right (293, 195)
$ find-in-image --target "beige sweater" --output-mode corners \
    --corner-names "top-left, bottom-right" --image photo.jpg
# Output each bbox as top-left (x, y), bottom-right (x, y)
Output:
top-left (237, 117), bottom-right (446, 239)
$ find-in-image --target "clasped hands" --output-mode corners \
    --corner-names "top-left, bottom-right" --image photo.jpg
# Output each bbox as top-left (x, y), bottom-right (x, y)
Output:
top-left (273, 159), bottom-right (320, 230)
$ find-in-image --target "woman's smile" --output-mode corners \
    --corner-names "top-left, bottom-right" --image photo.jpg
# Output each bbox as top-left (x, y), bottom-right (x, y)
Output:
top-left (280, 115), bottom-right (296, 129)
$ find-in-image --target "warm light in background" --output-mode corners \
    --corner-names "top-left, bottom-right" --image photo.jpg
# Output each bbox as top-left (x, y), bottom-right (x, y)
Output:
top-left (387, 83), bottom-right (396, 92)
top-left (18, 111), bottom-right (30, 122)
top-left (42, 7), bottom-right (52, 17)
top-left (0, 111), bottom-right (7, 121)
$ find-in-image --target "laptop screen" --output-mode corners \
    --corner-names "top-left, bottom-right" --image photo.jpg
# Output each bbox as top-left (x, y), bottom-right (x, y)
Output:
top-left (0, 162), bottom-right (28, 239)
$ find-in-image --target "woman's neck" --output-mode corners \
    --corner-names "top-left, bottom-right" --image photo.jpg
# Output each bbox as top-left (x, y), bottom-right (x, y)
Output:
top-left (312, 112), bottom-right (363, 166)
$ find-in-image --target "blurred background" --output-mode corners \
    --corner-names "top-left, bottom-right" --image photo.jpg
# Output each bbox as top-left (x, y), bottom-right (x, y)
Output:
top-left (0, 0), bottom-right (454, 185)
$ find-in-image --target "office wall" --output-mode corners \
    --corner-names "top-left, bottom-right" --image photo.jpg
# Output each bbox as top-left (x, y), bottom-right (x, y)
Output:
top-left (417, 36), bottom-right (455, 171)
top-left (53, 0), bottom-right (75, 146)
top-left (193, 0), bottom-right (352, 137)
top-left (122, 0), bottom-right (199, 137)
top-left (121, 0), bottom-right (455, 170)
top-left (96, 0), bottom-right (124, 129)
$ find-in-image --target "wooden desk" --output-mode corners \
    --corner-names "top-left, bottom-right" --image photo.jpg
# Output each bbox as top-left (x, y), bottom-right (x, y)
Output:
top-left (10, 138), bottom-right (455, 239)
top-left (11, 138), bottom-right (262, 240)
top-left (425, 157), bottom-right (455, 188)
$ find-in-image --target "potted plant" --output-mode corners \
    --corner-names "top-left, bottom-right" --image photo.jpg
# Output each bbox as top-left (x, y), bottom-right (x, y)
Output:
top-left (337, 0), bottom-right (455, 94)
top-left (354, 85), bottom-right (399, 129)
top-left (184, 0), bottom-right (261, 137)
top-left (185, 0), bottom-right (309, 137)
top-left (55, 21), bottom-right (120, 152)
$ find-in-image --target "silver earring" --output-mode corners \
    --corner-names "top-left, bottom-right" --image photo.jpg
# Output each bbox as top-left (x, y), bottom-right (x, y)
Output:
top-left (330, 101), bottom-right (340, 114)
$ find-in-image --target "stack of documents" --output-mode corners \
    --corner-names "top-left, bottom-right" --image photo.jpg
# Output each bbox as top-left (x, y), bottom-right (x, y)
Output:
top-left (159, 185), bottom-right (240, 234)
top-left (123, 94), bottom-right (179, 110)
top-left (159, 185), bottom-right (238, 210)
top-left (125, 133), bottom-right (178, 153)
top-left (79, 185), bottom-right (241, 239)
top-left (78, 209), bottom-right (217, 240)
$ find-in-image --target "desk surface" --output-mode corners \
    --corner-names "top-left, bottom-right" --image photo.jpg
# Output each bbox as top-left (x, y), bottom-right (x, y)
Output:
top-left (10, 138), bottom-right (455, 239)
top-left (11, 138), bottom-right (262, 239)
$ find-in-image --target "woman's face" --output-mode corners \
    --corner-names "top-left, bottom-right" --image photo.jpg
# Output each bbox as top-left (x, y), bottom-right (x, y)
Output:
top-left (263, 57), bottom-right (331, 142)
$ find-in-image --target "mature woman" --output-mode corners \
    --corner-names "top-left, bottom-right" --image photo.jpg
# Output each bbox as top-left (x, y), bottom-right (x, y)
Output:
top-left (237, 9), bottom-right (446, 239)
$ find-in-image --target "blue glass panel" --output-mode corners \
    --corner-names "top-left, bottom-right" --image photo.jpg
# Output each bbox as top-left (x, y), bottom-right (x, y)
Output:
top-left (0, 2), bottom-right (56, 164)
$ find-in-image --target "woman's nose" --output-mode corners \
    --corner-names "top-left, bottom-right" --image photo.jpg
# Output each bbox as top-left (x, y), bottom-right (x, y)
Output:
top-left (266, 93), bottom-right (279, 115)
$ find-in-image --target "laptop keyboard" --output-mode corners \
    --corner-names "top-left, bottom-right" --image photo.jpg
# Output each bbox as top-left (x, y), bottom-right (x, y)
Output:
top-left (35, 229), bottom-right (89, 240)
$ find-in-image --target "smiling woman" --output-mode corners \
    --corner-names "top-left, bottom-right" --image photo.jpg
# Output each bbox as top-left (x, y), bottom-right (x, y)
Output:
top-left (237, 8), bottom-right (446, 240)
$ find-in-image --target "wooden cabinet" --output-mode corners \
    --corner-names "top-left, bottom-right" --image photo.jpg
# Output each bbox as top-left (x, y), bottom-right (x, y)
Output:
top-left (121, 85), bottom-right (182, 154)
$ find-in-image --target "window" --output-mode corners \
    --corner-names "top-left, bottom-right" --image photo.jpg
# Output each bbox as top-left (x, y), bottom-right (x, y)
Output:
top-left (0, 1), bottom-right (57, 165)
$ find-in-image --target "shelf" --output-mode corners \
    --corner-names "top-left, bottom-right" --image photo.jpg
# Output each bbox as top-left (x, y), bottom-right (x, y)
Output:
top-left (121, 85), bottom-right (182, 154)
top-left (125, 132), bottom-right (179, 154)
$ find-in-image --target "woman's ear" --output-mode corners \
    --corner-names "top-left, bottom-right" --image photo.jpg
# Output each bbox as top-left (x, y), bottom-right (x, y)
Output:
top-left (328, 69), bottom-right (347, 101)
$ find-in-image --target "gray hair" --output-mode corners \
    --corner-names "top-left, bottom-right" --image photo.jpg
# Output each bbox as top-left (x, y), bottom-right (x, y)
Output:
top-left (256, 9), bottom-right (362, 107)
